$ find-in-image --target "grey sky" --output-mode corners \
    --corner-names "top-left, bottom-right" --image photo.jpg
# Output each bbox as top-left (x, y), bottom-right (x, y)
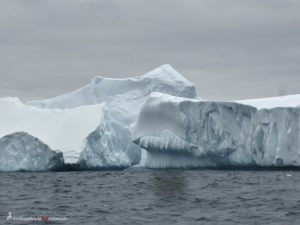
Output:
top-left (0, 0), bottom-right (300, 101)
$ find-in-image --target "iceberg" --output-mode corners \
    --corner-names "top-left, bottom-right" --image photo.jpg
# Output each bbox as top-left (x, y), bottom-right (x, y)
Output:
top-left (0, 132), bottom-right (64, 172)
top-left (28, 64), bottom-right (198, 125)
top-left (28, 65), bottom-right (199, 167)
top-left (0, 97), bottom-right (103, 164)
top-left (133, 93), bottom-right (300, 168)
top-left (79, 107), bottom-right (140, 169)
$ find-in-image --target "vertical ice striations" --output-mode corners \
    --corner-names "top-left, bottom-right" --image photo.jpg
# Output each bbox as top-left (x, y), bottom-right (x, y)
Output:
top-left (248, 108), bottom-right (300, 166)
top-left (0, 132), bottom-right (64, 172)
top-left (133, 93), bottom-right (300, 168)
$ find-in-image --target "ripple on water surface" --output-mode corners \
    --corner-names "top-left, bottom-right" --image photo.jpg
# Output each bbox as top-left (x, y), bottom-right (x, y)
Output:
top-left (0, 170), bottom-right (300, 225)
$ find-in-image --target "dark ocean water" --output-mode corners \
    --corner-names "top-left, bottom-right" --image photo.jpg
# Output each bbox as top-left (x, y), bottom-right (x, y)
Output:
top-left (0, 169), bottom-right (300, 225)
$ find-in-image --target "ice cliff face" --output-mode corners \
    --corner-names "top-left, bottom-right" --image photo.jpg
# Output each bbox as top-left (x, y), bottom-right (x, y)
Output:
top-left (0, 132), bottom-right (64, 172)
top-left (28, 65), bottom-right (199, 167)
top-left (79, 107), bottom-right (140, 169)
top-left (133, 93), bottom-right (300, 168)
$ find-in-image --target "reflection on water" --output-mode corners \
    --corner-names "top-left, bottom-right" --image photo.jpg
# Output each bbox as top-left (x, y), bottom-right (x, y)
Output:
top-left (150, 170), bottom-right (186, 197)
top-left (1, 170), bottom-right (300, 225)
top-left (149, 170), bottom-right (188, 211)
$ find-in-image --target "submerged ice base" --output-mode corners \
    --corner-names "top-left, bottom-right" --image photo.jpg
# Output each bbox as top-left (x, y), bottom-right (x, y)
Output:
top-left (133, 93), bottom-right (300, 168)
top-left (144, 151), bottom-right (217, 168)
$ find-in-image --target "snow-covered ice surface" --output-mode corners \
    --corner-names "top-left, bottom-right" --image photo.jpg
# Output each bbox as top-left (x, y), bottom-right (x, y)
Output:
top-left (28, 64), bottom-right (198, 125)
top-left (236, 94), bottom-right (300, 109)
top-left (133, 93), bottom-right (300, 168)
top-left (0, 132), bottom-right (64, 171)
top-left (0, 97), bottom-right (103, 164)
top-left (28, 65), bottom-right (199, 168)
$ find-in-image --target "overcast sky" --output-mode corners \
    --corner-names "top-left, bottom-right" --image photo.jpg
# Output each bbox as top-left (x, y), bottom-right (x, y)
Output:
top-left (0, 0), bottom-right (300, 101)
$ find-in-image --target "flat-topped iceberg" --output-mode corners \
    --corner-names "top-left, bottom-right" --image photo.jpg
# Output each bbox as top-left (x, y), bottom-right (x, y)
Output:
top-left (133, 93), bottom-right (300, 168)
top-left (0, 132), bottom-right (64, 172)
top-left (6, 63), bottom-right (298, 170)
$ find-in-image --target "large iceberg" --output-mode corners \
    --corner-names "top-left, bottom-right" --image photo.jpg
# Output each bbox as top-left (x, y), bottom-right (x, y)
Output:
top-left (0, 97), bottom-right (103, 164)
top-left (28, 65), bottom-right (199, 168)
top-left (0, 132), bottom-right (64, 172)
top-left (133, 93), bottom-right (300, 168)
top-left (2, 64), bottom-right (300, 170)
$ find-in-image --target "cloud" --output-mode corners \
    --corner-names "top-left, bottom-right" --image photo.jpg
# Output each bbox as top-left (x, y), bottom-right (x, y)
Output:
top-left (0, 0), bottom-right (299, 100)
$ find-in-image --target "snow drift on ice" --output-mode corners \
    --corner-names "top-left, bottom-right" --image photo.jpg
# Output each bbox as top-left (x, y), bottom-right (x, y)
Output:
top-left (236, 94), bottom-right (300, 109)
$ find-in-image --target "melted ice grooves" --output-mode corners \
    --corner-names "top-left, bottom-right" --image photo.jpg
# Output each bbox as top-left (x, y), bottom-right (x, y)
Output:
top-left (133, 93), bottom-right (300, 168)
